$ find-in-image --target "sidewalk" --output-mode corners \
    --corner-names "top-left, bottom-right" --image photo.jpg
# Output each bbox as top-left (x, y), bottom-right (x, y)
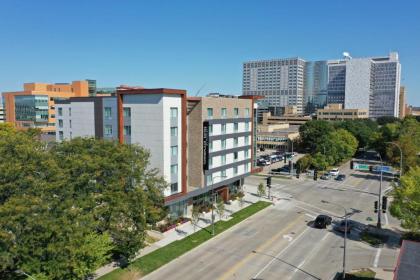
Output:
top-left (93, 183), bottom-right (270, 279)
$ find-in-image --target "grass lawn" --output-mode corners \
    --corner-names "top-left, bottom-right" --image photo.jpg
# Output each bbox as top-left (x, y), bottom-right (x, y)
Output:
top-left (335, 269), bottom-right (376, 279)
top-left (98, 201), bottom-right (272, 280)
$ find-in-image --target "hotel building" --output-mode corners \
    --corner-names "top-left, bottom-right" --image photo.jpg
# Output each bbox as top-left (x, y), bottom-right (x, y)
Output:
top-left (55, 88), bottom-right (256, 216)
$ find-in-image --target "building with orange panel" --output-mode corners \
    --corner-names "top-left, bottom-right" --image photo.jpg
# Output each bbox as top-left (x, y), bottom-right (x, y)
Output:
top-left (2, 81), bottom-right (89, 132)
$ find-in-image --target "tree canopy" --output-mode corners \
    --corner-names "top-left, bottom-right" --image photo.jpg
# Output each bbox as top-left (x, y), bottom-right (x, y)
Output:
top-left (390, 166), bottom-right (420, 233)
top-left (0, 124), bottom-right (167, 279)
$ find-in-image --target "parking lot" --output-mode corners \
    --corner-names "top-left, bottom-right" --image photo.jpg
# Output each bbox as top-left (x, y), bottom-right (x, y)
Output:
top-left (256, 149), bottom-right (304, 175)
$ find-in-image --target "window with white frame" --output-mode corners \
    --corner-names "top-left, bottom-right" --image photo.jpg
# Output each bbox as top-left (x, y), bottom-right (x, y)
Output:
top-left (58, 119), bottom-right (63, 128)
top-left (170, 127), bottom-right (178, 137)
top-left (104, 107), bottom-right (112, 118)
top-left (234, 108), bottom-right (239, 117)
top-left (124, 125), bottom-right (131, 136)
top-left (234, 122), bottom-right (239, 132)
top-left (233, 166), bottom-right (238, 175)
top-left (209, 124), bottom-right (213, 135)
top-left (221, 155), bottom-right (226, 165)
top-left (123, 107), bottom-right (131, 118)
top-left (171, 164), bottom-right (178, 175)
top-left (221, 139), bottom-right (226, 149)
top-left (209, 156), bottom-right (213, 168)
top-left (245, 149), bottom-right (249, 158)
top-left (245, 136), bottom-right (249, 145)
top-left (245, 122), bottom-right (249, 131)
top-left (234, 152), bottom-right (238, 161)
top-left (221, 124), bottom-right (226, 134)
top-left (221, 170), bottom-right (226, 177)
top-left (234, 137), bottom-right (238, 147)
top-left (171, 145), bottom-right (178, 157)
top-left (58, 107), bottom-right (63, 116)
top-left (207, 174), bottom-right (213, 185)
top-left (221, 108), bottom-right (227, 118)
top-left (207, 108), bottom-right (213, 118)
top-left (170, 107), bottom-right (178, 118)
top-left (105, 125), bottom-right (112, 136)
top-left (245, 108), bottom-right (250, 117)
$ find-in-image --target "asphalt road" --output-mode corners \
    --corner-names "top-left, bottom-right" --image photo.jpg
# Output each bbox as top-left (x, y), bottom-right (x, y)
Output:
top-left (143, 163), bottom-right (400, 280)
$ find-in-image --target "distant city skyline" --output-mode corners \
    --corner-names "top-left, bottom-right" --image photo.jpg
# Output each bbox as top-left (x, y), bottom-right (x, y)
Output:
top-left (0, 0), bottom-right (419, 106)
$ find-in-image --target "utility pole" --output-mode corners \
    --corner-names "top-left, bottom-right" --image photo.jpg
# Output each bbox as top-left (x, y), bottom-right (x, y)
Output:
top-left (377, 152), bottom-right (383, 229)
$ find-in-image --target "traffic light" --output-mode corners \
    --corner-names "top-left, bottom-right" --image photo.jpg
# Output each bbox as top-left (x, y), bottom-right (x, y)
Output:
top-left (313, 169), bottom-right (318, 181)
top-left (382, 196), bottom-right (388, 213)
top-left (374, 201), bottom-right (378, 213)
top-left (266, 176), bottom-right (271, 188)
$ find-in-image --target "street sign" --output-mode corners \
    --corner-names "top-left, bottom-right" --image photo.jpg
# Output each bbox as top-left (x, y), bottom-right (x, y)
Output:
top-left (354, 163), bottom-right (369, 171)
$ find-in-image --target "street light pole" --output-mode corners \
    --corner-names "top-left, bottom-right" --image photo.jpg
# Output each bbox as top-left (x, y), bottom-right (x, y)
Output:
top-left (321, 200), bottom-right (348, 280)
top-left (210, 175), bottom-right (226, 236)
top-left (377, 152), bottom-right (383, 229)
top-left (386, 142), bottom-right (403, 178)
top-left (289, 139), bottom-right (294, 175)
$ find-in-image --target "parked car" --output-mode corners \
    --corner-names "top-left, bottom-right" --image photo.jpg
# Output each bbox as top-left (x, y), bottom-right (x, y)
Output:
top-left (335, 174), bottom-right (346, 181)
top-left (333, 220), bottom-right (354, 233)
top-left (320, 173), bottom-right (331, 180)
top-left (329, 168), bottom-right (340, 176)
top-left (314, 215), bottom-right (332, 229)
top-left (259, 147), bottom-right (265, 152)
top-left (257, 158), bottom-right (270, 166)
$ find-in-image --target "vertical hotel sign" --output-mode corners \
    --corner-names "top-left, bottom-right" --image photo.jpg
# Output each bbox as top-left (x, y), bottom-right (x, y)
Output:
top-left (203, 121), bottom-right (209, 170)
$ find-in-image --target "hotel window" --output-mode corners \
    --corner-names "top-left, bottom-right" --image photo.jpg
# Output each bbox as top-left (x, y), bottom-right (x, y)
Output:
top-left (245, 136), bottom-right (249, 145)
top-left (245, 108), bottom-right (250, 117)
top-left (221, 170), bottom-right (226, 178)
top-left (221, 155), bottom-right (226, 165)
top-left (221, 139), bottom-right (226, 149)
top-left (104, 107), bottom-right (112, 118)
top-left (233, 166), bottom-right (238, 175)
top-left (171, 164), bottom-right (178, 175)
top-left (124, 125), bottom-right (131, 136)
top-left (207, 108), bottom-right (213, 118)
top-left (234, 152), bottom-right (238, 161)
top-left (234, 108), bottom-right (239, 117)
top-left (171, 145), bottom-right (178, 157)
top-left (221, 124), bottom-right (226, 134)
top-left (207, 175), bottom-right (213, 185)
top-left (59, 131), bottom-right (63, 140)
top-left (245, 150), bottom-right (249, 158)
top-left (58, 107), bottom-right (63, 116)
top-left (221, 108), bottom-right (227, 118)
top-left (105, 125), bottom-right (113, 136)
top-left (170, 107), bottom-right (178, 118)
top-left (170, 183), bottom-right (178, 193)
top-left (58, 119), bottom-right (63, 128)
top-left (209, 141), bottom-right (213, 151)
top-left (245, 122), bottom-right (249, 131)
top-left (171, 127), bottom-right (178, 137)
top-left (123, 107), bottom-right (131, 118)
top-left (234, 122), bottom-right (239, 132)
top-left (234, 137), bottom-right (238, 147)
top-left (209, 124), bottom-right (213, 135)
top-left (209, 156), bottom-right (213, 168)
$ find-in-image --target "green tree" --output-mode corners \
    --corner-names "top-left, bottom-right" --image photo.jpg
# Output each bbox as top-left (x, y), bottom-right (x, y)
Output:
top-left (335, 119), bottom-right (378, 148)
top-left (299, 120), bottom-right (334, 152)
top-left (215, 197), bottom-right (225, 220)
top-left (310, 152), bottom-right (329, 171)
top-left (0, 126), bottom-right (167, 279)
top-left (190, 205), bottom-right (201, 232)
top-left (296, 154), bottom-right (312, 173)
top-left (390, 166), bottom-right (420, 233)
top-left (257, 183), bottom-right (266, 199)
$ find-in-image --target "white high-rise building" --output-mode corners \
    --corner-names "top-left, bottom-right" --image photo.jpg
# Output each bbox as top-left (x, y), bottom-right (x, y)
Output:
top-left (243, 52), bottom-right (401, 118)
top-left (242, 58), bottom-right (305, 114)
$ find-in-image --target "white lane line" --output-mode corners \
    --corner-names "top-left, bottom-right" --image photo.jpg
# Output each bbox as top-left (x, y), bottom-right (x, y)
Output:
top-left (373, 248), bottom-right (382, 268)
top-left (291, 232), bottom-right (330, 274)
top-left (252, 227), bottom-right (311, 280)
top-left (295, 201), bottom-right (341, 218)
top-left (305, 213), bottom-right (316, 219)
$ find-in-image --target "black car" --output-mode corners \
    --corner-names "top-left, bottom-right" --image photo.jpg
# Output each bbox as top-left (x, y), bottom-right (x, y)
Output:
top-left (333, 220), bottom-right (354, 234)
top-left (335, 174), bottom-right (346, 181)
top-left (314, 215), bottom-right (332, 229)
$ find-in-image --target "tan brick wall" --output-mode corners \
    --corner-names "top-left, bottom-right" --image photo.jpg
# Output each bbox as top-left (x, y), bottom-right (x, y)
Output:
top-left (187, 101), bottom-right (203, 191)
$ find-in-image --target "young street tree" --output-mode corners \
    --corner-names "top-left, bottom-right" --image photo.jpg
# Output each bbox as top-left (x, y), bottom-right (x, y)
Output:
top-left (257, 183), bottom-right (266, 199)
top-left (191, 205), bottom-right (201, 232)
top-left (215, 197), bottom-right (225, 220)
top-left (0, 125), bottom-right (167, 279)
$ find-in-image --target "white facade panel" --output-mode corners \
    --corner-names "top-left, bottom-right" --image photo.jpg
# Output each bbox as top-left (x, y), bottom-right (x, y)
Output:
top-left (345, 58), bottom-right (372, 110)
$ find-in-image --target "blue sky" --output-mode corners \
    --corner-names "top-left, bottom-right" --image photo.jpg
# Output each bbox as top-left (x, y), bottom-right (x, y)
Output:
top-left (0, 0), bottom-right (419, 105)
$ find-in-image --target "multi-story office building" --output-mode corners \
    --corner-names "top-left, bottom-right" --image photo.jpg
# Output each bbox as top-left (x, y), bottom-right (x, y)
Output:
top-left (243, 58), bottom-right (305, 114)
top-left (243, 52), bottom-right (402, 118)
top-left (399, 86), bottom-right (406, 118)
top-left (55, 88), bottom-right (256, 216)
top-left (0, 104), bottom-right (5, 123)
top-left (316, 103), bottom-right (368, 121)
top-left (86, 79), bottom-right (97, 96)
top-left (2, 81), bottom-right (89, 132)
